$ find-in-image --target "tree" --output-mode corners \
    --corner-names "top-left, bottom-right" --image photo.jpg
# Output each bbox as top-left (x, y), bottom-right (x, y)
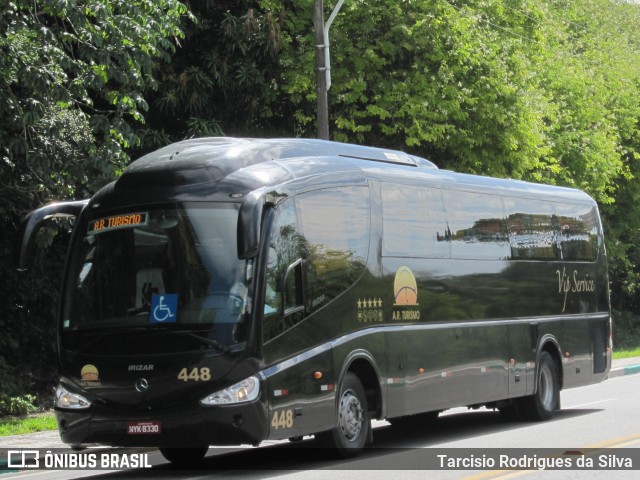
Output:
top-left (1, 0), bottom-right (191, 202)
top-left (0, 0), bottom-right (191, 400)
top-left (272, 0), bottom-right (640, 203)
top-left (276, 0), bottom-right (556, 178)
top-left (138, 0), bottom-right (286, 151)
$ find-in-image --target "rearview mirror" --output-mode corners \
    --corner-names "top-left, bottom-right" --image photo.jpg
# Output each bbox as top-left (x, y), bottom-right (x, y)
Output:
top-left (16, 200), bottom-right (88, 271)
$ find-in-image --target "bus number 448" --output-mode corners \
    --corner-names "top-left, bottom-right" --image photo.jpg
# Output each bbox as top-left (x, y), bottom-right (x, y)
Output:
top-left (271, 409), bottom-right (294, 430)
top-left (177, 367), bottom-right (211, 382)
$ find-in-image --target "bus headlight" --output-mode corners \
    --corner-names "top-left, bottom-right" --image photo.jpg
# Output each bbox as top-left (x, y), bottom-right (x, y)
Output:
top-left (200, 375), bottom-right (260, 406)
top-left (55, 384), bottom-right (92, 409)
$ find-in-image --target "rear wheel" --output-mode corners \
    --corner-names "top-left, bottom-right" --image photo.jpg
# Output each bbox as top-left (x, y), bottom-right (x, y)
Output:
top-left (519, 351), bottom-right (560, 421)
top-left (316, 372), bottom-right (370, 457)
top-left (159, 447), bottom-right (208, 466)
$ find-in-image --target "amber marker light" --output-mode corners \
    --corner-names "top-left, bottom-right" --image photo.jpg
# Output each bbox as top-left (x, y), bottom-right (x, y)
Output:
top-left (314, 371), bottom-right (323, 380)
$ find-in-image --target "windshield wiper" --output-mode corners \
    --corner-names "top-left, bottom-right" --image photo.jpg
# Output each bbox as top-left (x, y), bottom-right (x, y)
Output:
top-left (74, 327), bottom-right (154, 354)
top-left (71, 327), bottom-right (236, 355)
top-left (172, 331), bottom-right (232, 354)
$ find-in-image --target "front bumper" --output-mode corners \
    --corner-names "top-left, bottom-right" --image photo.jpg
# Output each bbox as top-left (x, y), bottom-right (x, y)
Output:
top-left (55, 399), bottom-right (270, 448)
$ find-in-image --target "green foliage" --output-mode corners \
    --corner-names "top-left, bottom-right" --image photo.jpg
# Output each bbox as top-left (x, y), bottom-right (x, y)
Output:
top-left (140, 1), bottom-right (286, 145)
top-left (0, 394), bottom-right (38, 417)
top-left (1, 222), bottom-right (71, 404)
top-left (273, 0), bottom-right (640, 205)
top-left (612, 310), bottom-right (640, 351)
top-left (0, 1), bottom-right (191, 203)
top-left (0, 0), bottom-right (191, 404)
top-left (0, 413), bottom-right (57, 435)
top-left (601, 162), bottom-right (640, 312)
top-left (613, 346), bottom-right (640, 360)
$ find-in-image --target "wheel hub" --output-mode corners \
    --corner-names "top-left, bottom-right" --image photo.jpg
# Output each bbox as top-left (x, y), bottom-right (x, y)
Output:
top-left (338, 389), bottom-right (363, 441)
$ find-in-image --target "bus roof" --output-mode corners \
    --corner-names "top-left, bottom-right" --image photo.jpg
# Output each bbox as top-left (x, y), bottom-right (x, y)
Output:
top-left (96, 137), bottom-right (594, 207)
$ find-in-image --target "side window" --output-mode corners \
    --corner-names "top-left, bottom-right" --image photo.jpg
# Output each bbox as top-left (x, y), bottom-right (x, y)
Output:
top-left (263, 199), bottom-right (301, 342)
top-left (503, 198), bottom-right (559, 260)
top-left (296, 186), bottom-right (370, 314)
top-left (441, 190), bottom-right (510, 260)
top-left (381, 184), bottom-right (450, 258)
top-left (555, 203), bottom-right (599, 262)
top-left (262, 188), bottom-right (370, 342)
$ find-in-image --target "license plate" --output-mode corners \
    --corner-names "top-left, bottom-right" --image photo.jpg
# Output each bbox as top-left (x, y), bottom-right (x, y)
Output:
top-left (127, 421), bottom-right (162, 435)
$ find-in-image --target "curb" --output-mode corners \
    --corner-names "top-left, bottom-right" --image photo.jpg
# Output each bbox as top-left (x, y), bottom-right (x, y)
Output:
top-left (608, 364), bottom-right (640, 378)
top-left (0, 459), bottom-right (11, 473)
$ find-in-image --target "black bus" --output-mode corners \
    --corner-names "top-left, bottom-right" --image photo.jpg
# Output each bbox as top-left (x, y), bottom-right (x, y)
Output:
top-left (17, 138), bottom-right (611, 464)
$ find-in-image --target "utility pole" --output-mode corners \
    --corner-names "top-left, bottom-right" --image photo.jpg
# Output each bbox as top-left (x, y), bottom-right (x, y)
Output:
top-left (314, 0), bottom-right (329, 140)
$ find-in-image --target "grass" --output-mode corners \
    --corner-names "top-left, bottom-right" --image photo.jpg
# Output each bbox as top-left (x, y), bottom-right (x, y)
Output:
top-left (612, 346), bottom-right (640, 359)
top-left (0, 412), bottom-right (57, 436)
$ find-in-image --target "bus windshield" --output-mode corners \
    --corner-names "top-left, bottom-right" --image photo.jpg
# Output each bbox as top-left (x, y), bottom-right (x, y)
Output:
top-left (61, 202), bottom-right (249, 355)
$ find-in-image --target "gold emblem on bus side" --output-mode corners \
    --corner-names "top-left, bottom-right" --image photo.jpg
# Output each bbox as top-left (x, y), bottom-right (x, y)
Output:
top-left (357, 298), bottom-right (383, 323)
top-left (392, 266), bottom-right (421, 321)
top-left (394, 266), bottom-right (418, 305)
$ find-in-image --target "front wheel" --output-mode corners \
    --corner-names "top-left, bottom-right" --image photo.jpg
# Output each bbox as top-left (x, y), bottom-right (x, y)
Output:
top-left (316, 372), bottom-right (370, 457)
top-left (519, 351), bottom-right (560, 421)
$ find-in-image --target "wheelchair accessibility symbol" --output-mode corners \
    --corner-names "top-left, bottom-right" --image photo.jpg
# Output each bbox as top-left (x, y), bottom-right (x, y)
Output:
top-left (150, 294), bottom-right (178, 323)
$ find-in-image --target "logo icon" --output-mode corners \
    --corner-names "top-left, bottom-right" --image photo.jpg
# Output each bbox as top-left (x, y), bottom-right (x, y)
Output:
top-left (393, 266), bottom-right (419, 306)
top-left (150, 294), bottom-right (178, 323)
top-left (7, 450), bottom-right (39, 468)
top-left (135, 378), bottom-right (149, 393)
top-left (81, 364), bottom-right (99, 381)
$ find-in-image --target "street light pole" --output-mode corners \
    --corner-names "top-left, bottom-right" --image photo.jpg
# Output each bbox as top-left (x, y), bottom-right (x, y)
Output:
top-left (314, 0), bottom-right (329, 140)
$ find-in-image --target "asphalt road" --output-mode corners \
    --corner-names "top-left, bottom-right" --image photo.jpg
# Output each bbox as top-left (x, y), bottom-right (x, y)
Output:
top-left (3, 372), bottom-right (639, 480)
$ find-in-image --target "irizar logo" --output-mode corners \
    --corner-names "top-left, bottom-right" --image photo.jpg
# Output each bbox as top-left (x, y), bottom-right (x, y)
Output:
top-left (128, 364), bottom-right (154, 371)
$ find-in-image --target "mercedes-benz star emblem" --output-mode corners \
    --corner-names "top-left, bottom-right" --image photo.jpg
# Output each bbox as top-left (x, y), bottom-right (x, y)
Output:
top-left (135, 378), bottom-right (149, 392)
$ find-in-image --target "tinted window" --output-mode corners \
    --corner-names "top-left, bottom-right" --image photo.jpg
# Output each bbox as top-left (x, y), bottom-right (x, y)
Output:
top-left (382, 184), bottom-right (450, 258)
top-left (263, 199), bottom-right (300, 342)
top-left (555, 203), bottom-right (599, 261)
top-left (62, 203), bottom-right (249, 355)
top-left (297, 186), bottom-right (369, 314)
top-left (263, 187), bottom-right (370, 342)
top-left (503, 198), bottom-right (559, 260)
top-left (441, 190), bottom-right (510, 260)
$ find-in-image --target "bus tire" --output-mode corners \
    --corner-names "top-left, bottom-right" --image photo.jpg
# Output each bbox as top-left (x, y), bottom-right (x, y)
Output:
top-left (520, 351), bottom-right (560, 421)
top-left (159, 447), bottom-right (208, 466)
top-left (317, 372), bottom-right (370, 457)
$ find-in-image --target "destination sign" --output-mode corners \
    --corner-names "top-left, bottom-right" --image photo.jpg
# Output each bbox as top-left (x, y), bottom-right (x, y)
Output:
top-left (88, 212), bottom-right (148, 234)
